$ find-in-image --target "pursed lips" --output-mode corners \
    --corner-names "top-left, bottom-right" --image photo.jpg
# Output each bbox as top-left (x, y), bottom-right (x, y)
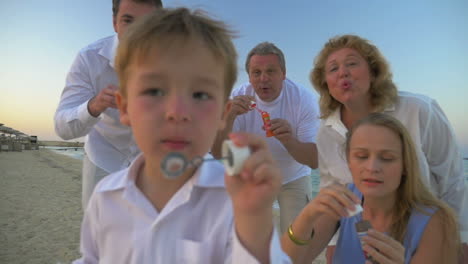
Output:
top-left (339, 80), bottom-right (352, 90)
top-left (161, 138), bottom-right (190, 150)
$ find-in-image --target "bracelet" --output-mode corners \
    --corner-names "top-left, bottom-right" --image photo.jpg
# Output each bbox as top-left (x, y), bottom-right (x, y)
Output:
top-left (288, 224), bottom-right (314, 246)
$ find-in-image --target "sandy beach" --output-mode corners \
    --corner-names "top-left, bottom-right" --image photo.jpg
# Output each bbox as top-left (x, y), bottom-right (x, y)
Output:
top-left (0, 149), bottom-right (325, 263)
top-left (0, 149), bottom-right (82, 263)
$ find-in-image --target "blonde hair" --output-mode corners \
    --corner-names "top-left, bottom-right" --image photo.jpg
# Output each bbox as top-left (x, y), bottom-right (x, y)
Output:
top-left (346, 113), bottom-right (460, 258)
top-left (115, 7), bottom-right (238, 100)
top-left (311, 35), bottom-right (398, 118)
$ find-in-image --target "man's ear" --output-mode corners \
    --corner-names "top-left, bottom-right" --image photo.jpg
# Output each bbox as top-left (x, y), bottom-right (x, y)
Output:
top-left (116, 91), bottom-right (130, 126)
top-left (113, 16), bottom-right (117, 33)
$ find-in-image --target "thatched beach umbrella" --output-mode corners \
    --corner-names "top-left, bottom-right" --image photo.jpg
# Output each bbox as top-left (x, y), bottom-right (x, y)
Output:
top-left (0, 125), bottom-right (14, 151)
top-left (1, 126), bottom-right (13, 135)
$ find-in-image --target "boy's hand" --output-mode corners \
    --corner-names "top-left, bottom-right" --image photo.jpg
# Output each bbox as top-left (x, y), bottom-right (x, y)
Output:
top-left (224, 132), bottom-right (281, 214)
top-left (224, 132), bottom-right (281, 263)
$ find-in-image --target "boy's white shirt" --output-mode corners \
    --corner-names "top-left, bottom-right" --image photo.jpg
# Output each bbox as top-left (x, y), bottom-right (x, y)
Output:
top-left (74, 153), bottom-right (291, 264)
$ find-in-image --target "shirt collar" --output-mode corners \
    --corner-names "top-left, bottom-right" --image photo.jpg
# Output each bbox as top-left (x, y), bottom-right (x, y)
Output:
top-left (324, 106), bottom-right (341, 126)
top-left (324, 106), bottom-right (348, 137)
top-left (325, 100), bottom-right (397, 137)
top-left (96, 153), bottom-right (144, 193)
top-left (98, 35), bottom-right (119, 69)
top-left (97, 152), bottom-right (225, 193)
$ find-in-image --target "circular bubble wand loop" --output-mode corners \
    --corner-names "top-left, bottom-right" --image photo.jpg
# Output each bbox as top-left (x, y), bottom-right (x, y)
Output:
top-left (161, 140), bottom-right (251, 179)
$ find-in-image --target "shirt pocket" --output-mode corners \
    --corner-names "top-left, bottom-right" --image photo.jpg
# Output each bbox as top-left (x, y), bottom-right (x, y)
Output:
top-left (176, 239), bottom-right (218, 264)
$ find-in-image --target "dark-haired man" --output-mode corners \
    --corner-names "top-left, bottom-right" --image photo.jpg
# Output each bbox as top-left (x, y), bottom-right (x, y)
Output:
top-left (54, 0), bottom-right (162, 210)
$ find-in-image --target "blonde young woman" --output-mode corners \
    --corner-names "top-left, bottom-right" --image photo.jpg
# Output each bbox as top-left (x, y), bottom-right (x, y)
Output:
top-left (309, 34), bottom-right (467, 262)
top-left (281, 113), bottom-right (460, 263)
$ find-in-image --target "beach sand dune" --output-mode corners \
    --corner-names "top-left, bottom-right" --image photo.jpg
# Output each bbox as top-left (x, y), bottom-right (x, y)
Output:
top-left (0, 149), bottom-right (325, 263)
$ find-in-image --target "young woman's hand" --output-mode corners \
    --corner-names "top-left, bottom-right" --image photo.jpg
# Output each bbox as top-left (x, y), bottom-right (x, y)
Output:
top-left (304, 183), bottom-right (360, 222)
top-left (361, 229), bottom-right (405, 264)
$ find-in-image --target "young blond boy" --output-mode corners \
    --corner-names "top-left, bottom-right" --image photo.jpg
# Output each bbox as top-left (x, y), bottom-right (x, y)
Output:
top-left (74, 8), bottom-right (290, 264)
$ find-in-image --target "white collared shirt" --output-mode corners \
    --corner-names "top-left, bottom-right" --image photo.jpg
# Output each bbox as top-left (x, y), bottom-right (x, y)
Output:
top-left (54, 35), bottom-right (139, 173)
top-left (317, 91), bottom-right (468, 242)
top-left (74, 153), bottom-right (291, 264)
top-left (231, 79), bottom-right (320, 184)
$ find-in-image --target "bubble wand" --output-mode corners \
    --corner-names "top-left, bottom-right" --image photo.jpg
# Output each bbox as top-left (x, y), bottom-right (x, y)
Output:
top-left (161, 140), bottom-right (250, 179)
top-left (249, 101), bottom-right (274, 137)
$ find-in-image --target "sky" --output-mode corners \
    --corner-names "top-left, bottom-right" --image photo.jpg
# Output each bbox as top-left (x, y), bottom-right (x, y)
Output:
top-left (1, 0), bottom-right (467, 156)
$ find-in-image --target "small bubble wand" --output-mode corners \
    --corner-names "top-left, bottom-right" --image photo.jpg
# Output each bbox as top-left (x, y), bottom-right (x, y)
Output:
top-left (249, 101), bottom-right (274, 137)
top-left (161, 140), bottom-right (250, 179)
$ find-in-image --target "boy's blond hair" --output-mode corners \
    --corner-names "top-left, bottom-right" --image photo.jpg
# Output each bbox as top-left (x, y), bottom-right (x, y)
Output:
top-left (115, 7), bottom-right (238, 100)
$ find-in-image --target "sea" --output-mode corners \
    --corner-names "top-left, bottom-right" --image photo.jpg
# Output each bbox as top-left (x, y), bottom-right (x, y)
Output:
top-left (47, 146), bottom-right (468, 199)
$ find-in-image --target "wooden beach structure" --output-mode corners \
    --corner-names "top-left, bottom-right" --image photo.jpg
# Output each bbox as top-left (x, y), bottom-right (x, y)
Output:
top-left (0, 123), bottom-right (38, 152)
